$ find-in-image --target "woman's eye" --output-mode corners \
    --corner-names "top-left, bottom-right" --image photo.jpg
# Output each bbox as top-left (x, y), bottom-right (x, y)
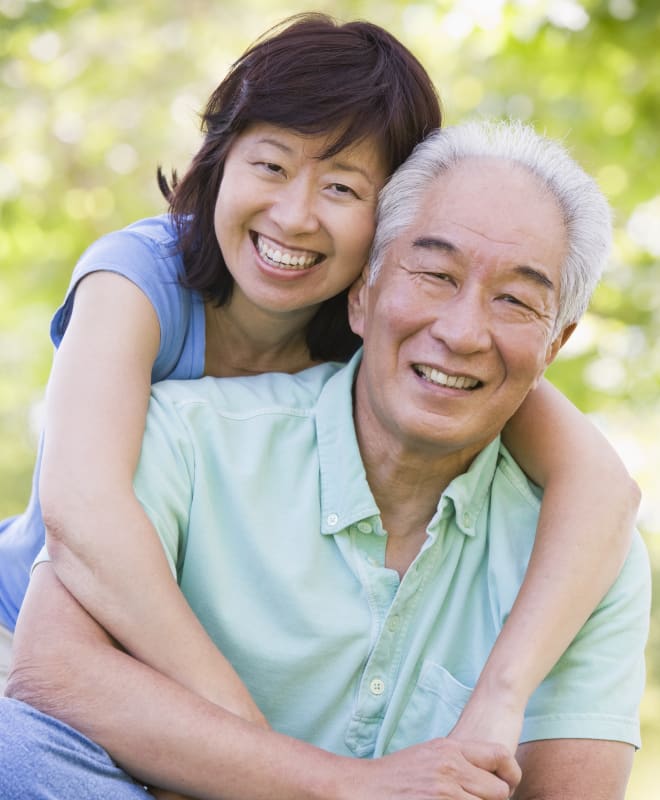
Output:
top-left (330, 182), bottom-right (358, 198)
top-left (256, 161), bottom-right (285, 175)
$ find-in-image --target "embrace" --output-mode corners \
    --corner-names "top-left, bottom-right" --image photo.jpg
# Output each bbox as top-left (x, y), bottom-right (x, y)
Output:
top-left (2, 118), bottom-right (650, 798)
top-left (0, 14), bottom-right (649, 800)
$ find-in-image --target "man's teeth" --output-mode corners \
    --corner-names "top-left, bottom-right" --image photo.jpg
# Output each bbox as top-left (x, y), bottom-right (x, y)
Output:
top-left (415, 365), bottom-right (479, 390)
top-left (256, 235), bottom-right (319, 270)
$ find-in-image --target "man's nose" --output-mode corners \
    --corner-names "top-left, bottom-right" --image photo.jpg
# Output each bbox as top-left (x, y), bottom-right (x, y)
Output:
top-left (428, 288), bottom-right (492, 354)
top-left (269, 178), bottom-right (321, 235)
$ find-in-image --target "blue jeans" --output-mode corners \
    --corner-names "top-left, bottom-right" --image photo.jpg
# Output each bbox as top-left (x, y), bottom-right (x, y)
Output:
top-left (0, 623), bottom-right (11, 695)
top-left (0, 698), bottom-right (152, 798)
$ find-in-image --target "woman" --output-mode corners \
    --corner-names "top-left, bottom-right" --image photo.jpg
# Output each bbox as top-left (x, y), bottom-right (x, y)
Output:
top-left (0, 13), bottom-right (637, 757)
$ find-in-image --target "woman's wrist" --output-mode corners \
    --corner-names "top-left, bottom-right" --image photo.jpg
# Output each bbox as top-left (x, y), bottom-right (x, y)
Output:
top-left (451, 674), bottom-right (527, 753)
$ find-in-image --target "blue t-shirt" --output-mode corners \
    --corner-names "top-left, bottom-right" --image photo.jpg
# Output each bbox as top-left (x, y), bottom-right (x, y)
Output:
top-left (0, 216), bottom-right (206, 630)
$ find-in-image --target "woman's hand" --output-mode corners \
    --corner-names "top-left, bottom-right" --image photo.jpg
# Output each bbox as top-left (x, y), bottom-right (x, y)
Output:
top-left (348, 737), bottom-right (521, 800)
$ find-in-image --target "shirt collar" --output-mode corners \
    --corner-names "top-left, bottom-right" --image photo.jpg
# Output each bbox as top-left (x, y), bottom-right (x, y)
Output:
top-left (315, 349), bottom-right (502, 538)
top-left (316, 351), bottom-right (380, 535)
top-left (434, 437), bottom-right (501, 536)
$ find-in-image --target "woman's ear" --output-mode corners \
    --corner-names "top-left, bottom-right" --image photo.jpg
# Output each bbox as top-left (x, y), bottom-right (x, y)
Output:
top-left (347, 268), bottom-right (369, 338)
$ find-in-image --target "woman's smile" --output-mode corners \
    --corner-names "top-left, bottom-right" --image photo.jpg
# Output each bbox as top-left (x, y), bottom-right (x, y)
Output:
top-left (252, 232), bottom-right (325, 271)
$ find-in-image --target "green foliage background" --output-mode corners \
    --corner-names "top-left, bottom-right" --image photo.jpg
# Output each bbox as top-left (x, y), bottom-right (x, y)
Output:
top-left (1, 0), bottom-right (658, 794)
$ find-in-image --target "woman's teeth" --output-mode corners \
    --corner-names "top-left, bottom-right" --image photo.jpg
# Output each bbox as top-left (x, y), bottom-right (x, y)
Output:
top-left (256, 235), bottom-right (319, 270)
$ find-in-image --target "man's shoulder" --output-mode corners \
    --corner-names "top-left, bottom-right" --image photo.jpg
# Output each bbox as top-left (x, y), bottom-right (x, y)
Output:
top-left (149, 361), bottom-right (345, 419)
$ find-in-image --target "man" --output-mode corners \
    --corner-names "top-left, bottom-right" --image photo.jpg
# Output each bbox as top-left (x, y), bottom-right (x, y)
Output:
top-left (1, 120), bottom-right (650, 799)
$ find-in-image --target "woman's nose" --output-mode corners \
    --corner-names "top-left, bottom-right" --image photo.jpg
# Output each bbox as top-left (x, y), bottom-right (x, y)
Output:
top-left (269, 177), bottom-right (321, 235)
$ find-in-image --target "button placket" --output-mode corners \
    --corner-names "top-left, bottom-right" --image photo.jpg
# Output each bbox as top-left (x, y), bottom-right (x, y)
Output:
top-left (344, 555), bottom-right (402, 752)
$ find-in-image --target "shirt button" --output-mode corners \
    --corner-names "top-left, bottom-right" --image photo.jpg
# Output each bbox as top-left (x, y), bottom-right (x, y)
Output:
top-left (327, 513), bottom-right (339, 527)
top-left (462, 511), bottom-right (472, 527)
top-left (357, 521), bottom-right (373, 534)
top-left (387, 615), bottom-right (400, 632)
top-left (369, 678), bottom-right (385, 696)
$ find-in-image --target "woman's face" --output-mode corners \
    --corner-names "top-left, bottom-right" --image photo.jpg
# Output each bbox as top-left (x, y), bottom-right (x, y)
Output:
top-left (214, 122), bottom-right (388, 319)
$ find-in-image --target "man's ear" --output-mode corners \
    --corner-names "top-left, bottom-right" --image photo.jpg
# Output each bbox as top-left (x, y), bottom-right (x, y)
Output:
top-left (545, 322), bottom-right (577, 367)
top-left (347, 267), bottom-right (369, 338)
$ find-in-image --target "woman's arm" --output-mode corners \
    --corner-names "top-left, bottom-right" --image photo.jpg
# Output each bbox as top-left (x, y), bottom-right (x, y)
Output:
top-left (7, 564), bottom-right (520, 800)
top-left (451, 378), bottom-right (640, 751)
top-left (40, 271), bottom-right (265, 726)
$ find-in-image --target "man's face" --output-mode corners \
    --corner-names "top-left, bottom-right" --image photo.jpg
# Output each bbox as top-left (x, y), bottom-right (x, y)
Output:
top-left (350, 158), bottom-right (575, 463)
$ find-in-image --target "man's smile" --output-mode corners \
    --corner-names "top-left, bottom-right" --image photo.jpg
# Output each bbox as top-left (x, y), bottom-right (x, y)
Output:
top-left (413, 364), bottom-right (481, 390)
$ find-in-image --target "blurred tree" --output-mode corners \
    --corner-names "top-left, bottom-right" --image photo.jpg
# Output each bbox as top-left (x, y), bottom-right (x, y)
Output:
top-left (1, 0), bottom-right (658, 510)
top-left (1, 0), bottom-right (658, 795)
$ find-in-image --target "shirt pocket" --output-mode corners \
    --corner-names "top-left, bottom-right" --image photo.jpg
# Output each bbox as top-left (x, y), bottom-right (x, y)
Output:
top-left (386, 659), bottom-right (474, 753)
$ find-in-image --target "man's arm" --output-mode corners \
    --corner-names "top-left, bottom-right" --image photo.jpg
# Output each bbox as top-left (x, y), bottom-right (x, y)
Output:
top-left (514, 739), bottom-right (634, 800)
top-left (7, 563), bottom-right (520, 800)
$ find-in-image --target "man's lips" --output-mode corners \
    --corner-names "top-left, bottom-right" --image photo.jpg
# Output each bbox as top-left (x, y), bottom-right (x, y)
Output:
top-left (413, 364), bottom-right (481, 390)
top-left (253, 232), bottom-right (324, 271)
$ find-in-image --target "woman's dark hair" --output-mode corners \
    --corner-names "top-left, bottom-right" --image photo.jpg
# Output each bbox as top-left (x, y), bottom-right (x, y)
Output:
top-left (159, 12), bottom-right (442, 361)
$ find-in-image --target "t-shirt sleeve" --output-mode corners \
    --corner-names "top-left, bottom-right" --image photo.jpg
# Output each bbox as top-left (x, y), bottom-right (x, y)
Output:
top-left (131, 385), bottom-right (195, 578)
top-left (50, 221), bottom-right (194, 382)
top-left (521, 531), bottom-right (651, 748)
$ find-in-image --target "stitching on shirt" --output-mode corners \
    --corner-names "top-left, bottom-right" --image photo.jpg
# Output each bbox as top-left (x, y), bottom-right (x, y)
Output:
top-left (174, 402), bottom-right (316, 421)
top-left (496, 456), bottom-right (542, 511)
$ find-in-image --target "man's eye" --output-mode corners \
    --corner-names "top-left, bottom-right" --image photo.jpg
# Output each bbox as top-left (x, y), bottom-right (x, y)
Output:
top-left (501, 294), bottom-right (525, 306)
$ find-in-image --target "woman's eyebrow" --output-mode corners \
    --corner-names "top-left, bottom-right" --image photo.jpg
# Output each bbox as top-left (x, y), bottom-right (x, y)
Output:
top-left (254, 137), bottom-right (294, 153)
top-left (254, 140), bottom-right (376, 185)
top-left (328, 159), bottom-right (379, 185)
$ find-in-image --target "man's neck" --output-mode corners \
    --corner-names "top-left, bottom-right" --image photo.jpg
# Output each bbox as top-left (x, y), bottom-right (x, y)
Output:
top-left (351, 365), bottom-right (486, 574)
top-left (357, 427), bottom-right (463, 529)
top-left (355, 415), bottom-right (478, 572)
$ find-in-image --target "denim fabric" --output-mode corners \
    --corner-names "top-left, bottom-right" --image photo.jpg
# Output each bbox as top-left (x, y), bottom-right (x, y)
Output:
top-left (0, 698), bottom-right (152, 799)
top-left (0, 623), bottom-right (11, 695)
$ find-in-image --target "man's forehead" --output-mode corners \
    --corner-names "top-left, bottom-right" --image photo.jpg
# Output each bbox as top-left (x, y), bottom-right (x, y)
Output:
top-left (420, 158), bottom-right (554, 217)
top-left (393, 159), bottom-right (567, 267)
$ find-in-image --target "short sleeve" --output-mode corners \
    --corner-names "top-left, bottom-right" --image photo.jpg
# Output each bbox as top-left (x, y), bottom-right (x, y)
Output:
top-left (521, 532), bottom-right (651, 748)
top-left (49, 216), bottom-right (204, 382)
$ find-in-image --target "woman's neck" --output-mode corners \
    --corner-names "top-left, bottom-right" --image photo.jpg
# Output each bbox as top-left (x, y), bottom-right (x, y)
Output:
top-left (204, 293), bottom-right (320, 378)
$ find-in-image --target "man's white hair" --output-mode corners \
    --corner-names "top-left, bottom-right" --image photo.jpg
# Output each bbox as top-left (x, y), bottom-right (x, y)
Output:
top-left (369, 119), bottom-right (612, 334)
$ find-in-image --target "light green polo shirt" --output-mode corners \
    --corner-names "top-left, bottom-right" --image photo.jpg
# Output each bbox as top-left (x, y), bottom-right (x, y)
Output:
top-left (132, 352), bottom-right (650, 756)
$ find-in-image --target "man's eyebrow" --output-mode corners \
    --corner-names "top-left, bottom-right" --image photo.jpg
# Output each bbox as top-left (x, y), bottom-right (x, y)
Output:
top-left (412, 237), bottom-right (555, 291)
top-left (513, 265), bottom-right (555, 291)
top-left (412, 236), bottom-right (457, 253)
